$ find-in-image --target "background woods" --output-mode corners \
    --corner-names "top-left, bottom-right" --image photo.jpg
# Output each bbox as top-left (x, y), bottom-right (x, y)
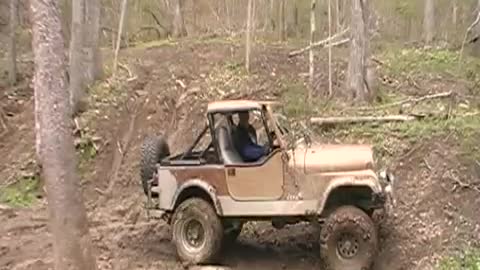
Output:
top-left (1, 1), bottom-right (480, 270)
top-left (2, 0), bottom-right (480, 100)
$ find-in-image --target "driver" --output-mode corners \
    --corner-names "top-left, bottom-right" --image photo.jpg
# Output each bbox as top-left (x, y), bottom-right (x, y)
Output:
top-left (233, 111), bottom-right (268, 162)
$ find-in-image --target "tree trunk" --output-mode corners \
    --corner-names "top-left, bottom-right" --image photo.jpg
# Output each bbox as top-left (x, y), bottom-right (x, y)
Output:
top-left (225, 0), bottom-right (231, 31)
top-left (472, 0), bottom-right (480, 56)
top-left (30, 1), bottom-right (98, 270)
top-left (335, 0), bottom-right (341, 32)
top-left (113, 0), bottom-right (128, 76)
top-left (423, 0), bottom-right (435, 45)
top-left (172, 0), bottom-right (187, 38)
top-left (452, 0), bottom-right (457, 26)
top-left (309, 0), bottom-right (316, 100)
top-left (328, 0), bottom-right (333, 96)
top-left (346, 0), bottom-right (372, 103)
top-left (84, 0), bottom-right (103, 84)
top-left (269, 0), bottom-right (276, 32)
top-left (293, 0), bottom-right (299, 37)
top-left (69, 0), bottom-right (86, 116)
top-left (8, 0), bottom-right (18, 86)
top-left (278, 0), bottom-right (286, 41)
top-left (245, 0), bottom-right (253, 73)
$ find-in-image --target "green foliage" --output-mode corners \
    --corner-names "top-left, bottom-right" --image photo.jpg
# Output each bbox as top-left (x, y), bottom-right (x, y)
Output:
top-left (439, 249), bottom-right (480, 270)
top-left (76, 136), bottom-right (98, 162)
top-left (281, 81), bottom-right (314, 119)
top-left (0, 174), bottom-right (41, 207)
top-left (379, 47), bottom-right (480, 81)
top-left (224, 60), bottom-right (242, 71)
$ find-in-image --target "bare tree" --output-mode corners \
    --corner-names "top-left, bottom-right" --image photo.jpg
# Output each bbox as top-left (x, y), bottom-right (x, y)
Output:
top-left (268, 0), bottom-right (276, 31)
top-left (172, 0), bottom-right (187, 38)
top-left (84, 0), bottom-right (103, 83)
top-left (245, 0), bottom-right (254, 73)
top-left (328, 0), bottom-right (333, 96)
top-left (309, 0), bottom-right (316, 101)
top-left (452, 0), bottom-right (458, 26)
top-left (346, 0), bottom-right (372, 103)
top-left (293, 1), bottom-right (299, 37)
top-left (113, 0), bottom-right (128, 76)
top-left (335, 0), bottom-right (341, 32)
top-left (30, 1), bottom-right (98, 270)
top-left (8, 0), bottom-right (18, 86)
top-left (424, 0), bottom-right (435, 45)
top-left (278, 0), bottom-right (286, 41)
top-left (69, 0), bottom-right (86, 116)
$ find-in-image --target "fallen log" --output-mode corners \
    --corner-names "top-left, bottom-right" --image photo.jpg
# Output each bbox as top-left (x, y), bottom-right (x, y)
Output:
top-left (354, 91), bottom-right (453, 111)
top-left (288, 28), bottom-right (350, 57)
top-left (310, 115), bottom-right (418, 125)
top-left (324, 37), bottom-right (350, 48)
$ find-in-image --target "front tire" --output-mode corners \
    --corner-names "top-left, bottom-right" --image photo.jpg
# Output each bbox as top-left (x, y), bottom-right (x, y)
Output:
top-left (171, 198), bottom-right (224, 264)
top-left (320, 205), bottom-right (378, 270)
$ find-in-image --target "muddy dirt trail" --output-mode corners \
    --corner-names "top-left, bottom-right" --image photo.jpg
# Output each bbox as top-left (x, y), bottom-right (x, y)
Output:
top-left (1, 41), bottom-right (479, 270)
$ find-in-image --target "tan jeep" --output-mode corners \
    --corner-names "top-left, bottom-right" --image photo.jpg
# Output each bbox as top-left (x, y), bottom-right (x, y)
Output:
top-left (140, 100), bottom-right (395, 270)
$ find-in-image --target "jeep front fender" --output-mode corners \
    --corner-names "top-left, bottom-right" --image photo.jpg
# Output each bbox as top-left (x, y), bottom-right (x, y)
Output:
top-left (315, 173), bottom-right (383, 213)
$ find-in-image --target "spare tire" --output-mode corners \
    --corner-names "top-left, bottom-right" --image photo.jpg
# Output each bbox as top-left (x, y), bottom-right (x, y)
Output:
top-left (140, 135), bottom-right (170, 196)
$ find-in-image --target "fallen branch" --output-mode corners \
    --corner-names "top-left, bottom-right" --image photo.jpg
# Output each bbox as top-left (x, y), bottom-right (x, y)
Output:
top-left (310, 114), bottom-right (418, 125)
top-left (324, 37), bottom-right (350, 48)
top-left (288, 27), bottom-right (349, 57)
top-left (117, 62), bottom-right (134, 79)
top-left (143, 9), bottom-right (171, 34)
top-left (354, 91), bottom-right (453, 111)
top-left (449, 172), bottom-right (480, 193)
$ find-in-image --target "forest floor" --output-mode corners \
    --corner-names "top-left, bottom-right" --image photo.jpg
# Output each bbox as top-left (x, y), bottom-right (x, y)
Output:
top-left (1, 38), bottom-right (480, 270)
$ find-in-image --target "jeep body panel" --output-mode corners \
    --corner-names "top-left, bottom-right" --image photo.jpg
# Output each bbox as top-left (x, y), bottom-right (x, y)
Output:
top-left (154, 154), bottom-right (383, 217)
top-left (155, 165), bottom-right (227, 214)
top-left (225, 149), bottom-right (284, 201)
top-left (288, 143), bottom-right (375, 174)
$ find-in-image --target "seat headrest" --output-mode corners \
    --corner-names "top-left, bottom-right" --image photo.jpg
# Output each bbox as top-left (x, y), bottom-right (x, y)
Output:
top-left (216, 125), bottom-right (243, 164)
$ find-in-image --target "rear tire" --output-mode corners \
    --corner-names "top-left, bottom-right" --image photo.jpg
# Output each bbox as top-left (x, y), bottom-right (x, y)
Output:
top-left (320, 205), bottom-right (378, 270)
top-left (171, 198), bottom-right (224, 264)
top-left (140, 135), bottom-right (169, 196)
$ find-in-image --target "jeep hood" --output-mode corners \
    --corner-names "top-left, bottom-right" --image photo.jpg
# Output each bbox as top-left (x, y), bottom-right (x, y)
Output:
top-left (288, 143), bottom-right (375, 174)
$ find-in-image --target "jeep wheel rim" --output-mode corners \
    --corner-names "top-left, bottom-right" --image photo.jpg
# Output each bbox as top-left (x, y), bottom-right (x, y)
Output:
top-left (336, 232), bottom-right (359, 259)
top-left (182, 218), bottom-right (206, 252)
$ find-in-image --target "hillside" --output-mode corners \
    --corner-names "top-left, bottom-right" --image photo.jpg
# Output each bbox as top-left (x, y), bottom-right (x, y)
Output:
top-left (1, 39), bottom-right (480, 270)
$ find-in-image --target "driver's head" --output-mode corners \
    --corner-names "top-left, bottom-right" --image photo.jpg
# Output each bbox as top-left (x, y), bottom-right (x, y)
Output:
top-left (238, 111), bottom-right (250, 127)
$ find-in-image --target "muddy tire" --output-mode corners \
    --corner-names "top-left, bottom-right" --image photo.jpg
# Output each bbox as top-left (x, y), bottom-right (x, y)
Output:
top-left (171, 198), bottom-right (224, 264)
top-left (140, 135), bottom-right (169, 196)
top-left (320, 205), bottom-right (378, 270)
